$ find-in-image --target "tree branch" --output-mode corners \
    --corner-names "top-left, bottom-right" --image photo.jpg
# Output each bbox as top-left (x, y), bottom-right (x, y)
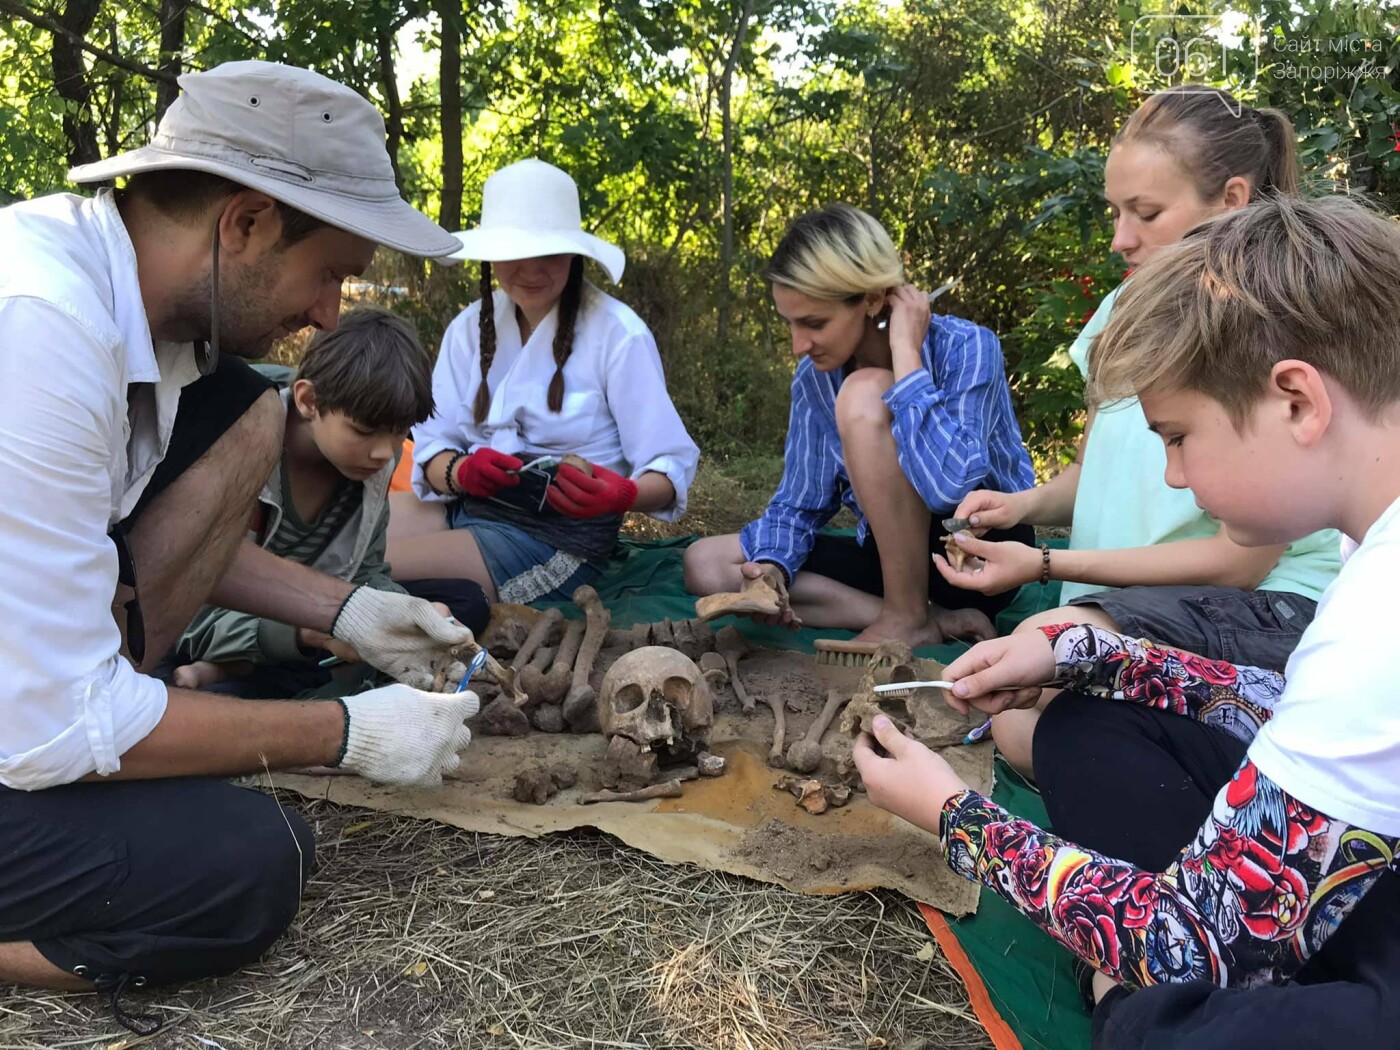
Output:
top-left (0, 0), bottom-right (178, 85)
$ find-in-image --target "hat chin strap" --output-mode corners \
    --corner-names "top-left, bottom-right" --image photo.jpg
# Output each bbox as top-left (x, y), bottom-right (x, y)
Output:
top-left (194, 223), bottom-right (221, 376)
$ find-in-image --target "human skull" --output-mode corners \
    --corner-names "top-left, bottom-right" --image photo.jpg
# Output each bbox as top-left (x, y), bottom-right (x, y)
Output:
top-left (598, 646), bottom-right (713, 757)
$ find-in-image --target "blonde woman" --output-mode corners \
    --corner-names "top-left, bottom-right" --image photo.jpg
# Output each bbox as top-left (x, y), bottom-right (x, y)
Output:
top-left (685, 203), bottom-right (1035, 646)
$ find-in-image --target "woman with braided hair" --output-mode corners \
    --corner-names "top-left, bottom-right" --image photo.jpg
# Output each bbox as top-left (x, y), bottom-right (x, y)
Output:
top-left (388, 159), bottom-right (699, 603)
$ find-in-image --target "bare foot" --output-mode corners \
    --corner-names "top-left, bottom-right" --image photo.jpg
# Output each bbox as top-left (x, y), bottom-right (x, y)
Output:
top-left (173, 660), bottom-right (228, 690)
top-left (932, 606), bottom-right (996, 643)
top-left (853, 614), bottom-right (947, 649)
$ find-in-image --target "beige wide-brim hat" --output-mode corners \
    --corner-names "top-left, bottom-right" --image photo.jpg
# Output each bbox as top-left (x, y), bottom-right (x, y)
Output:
top-left (444, 159), bottom-right (625, 283)
top-left (69, 61), bottom-right (460, 258)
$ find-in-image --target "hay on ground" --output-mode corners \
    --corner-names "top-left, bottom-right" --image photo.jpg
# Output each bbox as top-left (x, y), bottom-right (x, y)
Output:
top-left (0, 794), bottom-right (991, 1050)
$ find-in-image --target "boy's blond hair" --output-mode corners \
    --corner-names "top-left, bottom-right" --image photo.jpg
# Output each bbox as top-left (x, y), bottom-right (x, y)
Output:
top-left (1088, 195), bottom-right (1400, 426)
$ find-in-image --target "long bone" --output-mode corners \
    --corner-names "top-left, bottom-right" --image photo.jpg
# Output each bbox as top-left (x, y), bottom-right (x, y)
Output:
top-left (786, 689), bottom-right (849, 773)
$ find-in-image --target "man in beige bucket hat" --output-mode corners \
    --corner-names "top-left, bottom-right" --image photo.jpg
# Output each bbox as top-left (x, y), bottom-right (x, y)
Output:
top-left (0, 61), bottom-right (481, 1018)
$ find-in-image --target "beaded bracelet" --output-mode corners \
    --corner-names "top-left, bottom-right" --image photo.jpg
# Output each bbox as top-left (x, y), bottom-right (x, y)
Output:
top-left (1039, 543), bottom-right (1052, 586)
top-left (443, 451), bottom-right (467, 497)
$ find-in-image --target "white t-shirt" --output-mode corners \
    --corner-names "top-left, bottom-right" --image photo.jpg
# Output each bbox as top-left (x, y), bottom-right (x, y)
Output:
top-left (1249, 493), bottom-right (1400, 836)
top-left (412, 286), bottom-right (699, 521)
top-left (0, 191), bottom-right (194, 789)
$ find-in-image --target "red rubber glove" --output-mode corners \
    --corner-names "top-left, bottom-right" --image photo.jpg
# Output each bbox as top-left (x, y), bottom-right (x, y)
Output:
top-left (453, 448), bottom-right (523, 499)
top-left (546, 463), bottom-right (638, 518)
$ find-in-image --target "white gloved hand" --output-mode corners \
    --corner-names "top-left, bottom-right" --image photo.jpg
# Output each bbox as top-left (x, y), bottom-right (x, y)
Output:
top-left (331, 586), bottom-right (473, 689)
top-left (338, 683), bottom-right (480, 786)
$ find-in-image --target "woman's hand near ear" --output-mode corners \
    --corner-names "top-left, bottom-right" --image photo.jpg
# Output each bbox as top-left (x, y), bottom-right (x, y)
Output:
top-left (887, 284), bottom-right (931, 380)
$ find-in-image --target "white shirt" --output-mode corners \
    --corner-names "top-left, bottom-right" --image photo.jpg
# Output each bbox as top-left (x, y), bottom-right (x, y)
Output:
top-left (0, 191), bottom-right (195, 790)
top-left (412, 287), bottom-right (699, 521)
top-left (1249, 493), bottom-right (1400, 836)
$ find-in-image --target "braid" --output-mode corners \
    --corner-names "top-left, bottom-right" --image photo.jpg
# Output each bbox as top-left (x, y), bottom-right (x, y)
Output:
top-left (547, 256), bottom-right (585, 413)
top-left (473, 261), bottom-right (496, 424)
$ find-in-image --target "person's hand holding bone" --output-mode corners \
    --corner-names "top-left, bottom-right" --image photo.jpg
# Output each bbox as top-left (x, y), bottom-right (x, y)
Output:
top-left (330, 587), bottom-right (474, 690)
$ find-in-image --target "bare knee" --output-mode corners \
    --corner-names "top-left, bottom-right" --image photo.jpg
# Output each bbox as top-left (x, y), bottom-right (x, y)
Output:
top-left (991, 707), bottom-right (1041, 779)
top-left (835, 368), bottom-right (895, 435)
top-left (1011, 603), bottom-right (1120, 636)
top-left (683, 534), bottom-right (742, 595)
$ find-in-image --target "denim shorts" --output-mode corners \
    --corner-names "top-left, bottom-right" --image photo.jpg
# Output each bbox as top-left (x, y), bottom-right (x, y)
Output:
top-left (1067, 585), bottom-right (1317, 672)
top-left (445, 505), bottom-right (601, 604)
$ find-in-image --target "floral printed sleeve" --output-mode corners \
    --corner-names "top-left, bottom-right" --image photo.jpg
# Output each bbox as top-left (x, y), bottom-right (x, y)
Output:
top-left (940, 761), bottom-right (1400, 990)
top-left (1039, 623), bottom-right (1285, 745)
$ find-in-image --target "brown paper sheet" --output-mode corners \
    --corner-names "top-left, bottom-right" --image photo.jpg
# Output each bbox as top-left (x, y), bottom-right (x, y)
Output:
top-left (269, 648), bottom-right (992, 914)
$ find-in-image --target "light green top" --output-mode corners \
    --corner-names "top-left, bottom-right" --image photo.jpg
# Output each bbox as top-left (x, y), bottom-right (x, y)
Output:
top-left (1059, 284), bottom-right (1340, 605)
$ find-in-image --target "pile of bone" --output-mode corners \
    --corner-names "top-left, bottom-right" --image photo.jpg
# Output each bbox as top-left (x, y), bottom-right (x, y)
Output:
top-left (471, 585), bottom-right (612, 737)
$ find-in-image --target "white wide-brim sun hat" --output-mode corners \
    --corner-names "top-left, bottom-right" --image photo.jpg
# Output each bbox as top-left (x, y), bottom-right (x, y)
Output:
top-left (444, 158), bottom-right (625, 283)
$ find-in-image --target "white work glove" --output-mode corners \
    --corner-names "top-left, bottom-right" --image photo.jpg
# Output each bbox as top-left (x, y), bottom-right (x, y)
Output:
top-left (331, 586), bottom-right (472, 690)
top-left (338, 683), bottom-right (480, 786)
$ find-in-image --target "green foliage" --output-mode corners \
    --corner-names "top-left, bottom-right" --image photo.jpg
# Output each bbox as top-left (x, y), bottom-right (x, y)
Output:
top-left (1, 0), bottom-right (1396, 473)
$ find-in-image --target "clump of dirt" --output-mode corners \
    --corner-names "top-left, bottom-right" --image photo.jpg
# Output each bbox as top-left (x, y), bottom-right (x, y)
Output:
top-left (741, 666), bottom-right (824, 717)
top-left (475, 695), bottom-right (529, 737)
top-left (736, 817), bottom-right (933, 883)
top-left (511, 763), bottom-right (579, 805)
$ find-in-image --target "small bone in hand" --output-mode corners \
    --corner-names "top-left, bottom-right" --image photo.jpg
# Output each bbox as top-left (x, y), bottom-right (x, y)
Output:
top-left (943, 533), bottom-right (968, 573)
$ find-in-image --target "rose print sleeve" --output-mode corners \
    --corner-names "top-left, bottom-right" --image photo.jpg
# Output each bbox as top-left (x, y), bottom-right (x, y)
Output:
top-left (940, 761), bottom-right (1400, 990)
top-left (1039, 623), bottom-right (1285, 745)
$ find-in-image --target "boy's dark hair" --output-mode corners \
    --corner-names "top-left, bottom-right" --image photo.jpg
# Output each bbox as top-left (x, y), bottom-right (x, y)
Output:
top-left (297, 306), bottom-right (434, 432)
top-left (120, 170), bottom-right (328, 247)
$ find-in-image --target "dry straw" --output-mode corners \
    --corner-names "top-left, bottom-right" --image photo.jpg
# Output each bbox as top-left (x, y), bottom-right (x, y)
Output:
top-left (0, 794), bottom-right (990, 1050)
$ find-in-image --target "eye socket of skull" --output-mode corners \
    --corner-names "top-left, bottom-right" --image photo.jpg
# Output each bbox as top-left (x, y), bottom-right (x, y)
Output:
top-left (611, 682), bottom-right (649, 716)
top-left (662, 675), bottom-right (697, 707)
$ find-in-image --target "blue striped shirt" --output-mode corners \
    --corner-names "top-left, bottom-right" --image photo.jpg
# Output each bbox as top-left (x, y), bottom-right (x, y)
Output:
top-left (740, 314), bottom-right (1035, 580)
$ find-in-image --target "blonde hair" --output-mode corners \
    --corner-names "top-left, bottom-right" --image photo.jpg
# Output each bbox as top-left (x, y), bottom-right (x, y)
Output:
top-left (1088, 195), bottom-right (1400, 427)
top-left (1117, 84), bottom-right (1299, 201)
top-left (766, 203), bottom-right (904, 301)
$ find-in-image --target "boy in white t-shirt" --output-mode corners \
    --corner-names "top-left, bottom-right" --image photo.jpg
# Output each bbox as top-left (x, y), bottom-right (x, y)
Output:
top-left (852, 195), bottom-right (1400, 1047)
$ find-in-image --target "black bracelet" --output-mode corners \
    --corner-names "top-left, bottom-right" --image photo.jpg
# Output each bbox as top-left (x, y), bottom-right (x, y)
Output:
top-left (443, 451), bottom-right (467, 496)
top-left (1039, 543), bottom-right (1052, 586)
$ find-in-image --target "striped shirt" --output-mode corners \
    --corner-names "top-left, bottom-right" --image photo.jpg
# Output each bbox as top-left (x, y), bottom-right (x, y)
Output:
top-left (270, 472), bottom-right (360, 565)
top-left (740, 314), bottom-right (1035, 581)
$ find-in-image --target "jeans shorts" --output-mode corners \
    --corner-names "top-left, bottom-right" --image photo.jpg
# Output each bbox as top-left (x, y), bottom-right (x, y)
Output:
top-left (444, 506), bottom-right (601, 604)
top-left (1067, 584), bottom-right (1317, 672)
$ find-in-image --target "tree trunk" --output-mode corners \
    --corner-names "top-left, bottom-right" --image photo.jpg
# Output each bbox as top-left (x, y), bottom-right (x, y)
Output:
top-left (155, 0), bottom-right (188, 122)
top-left (437, 0), bottom-right (463, 230)
top-left (105, 19), bottom-right (122, 155)
top-left (716, 0), bottom-right (756, 349)
top-left (52, 0), bottom-right (104, 169)
top-left (376, 21), bottom-right (406, 194)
